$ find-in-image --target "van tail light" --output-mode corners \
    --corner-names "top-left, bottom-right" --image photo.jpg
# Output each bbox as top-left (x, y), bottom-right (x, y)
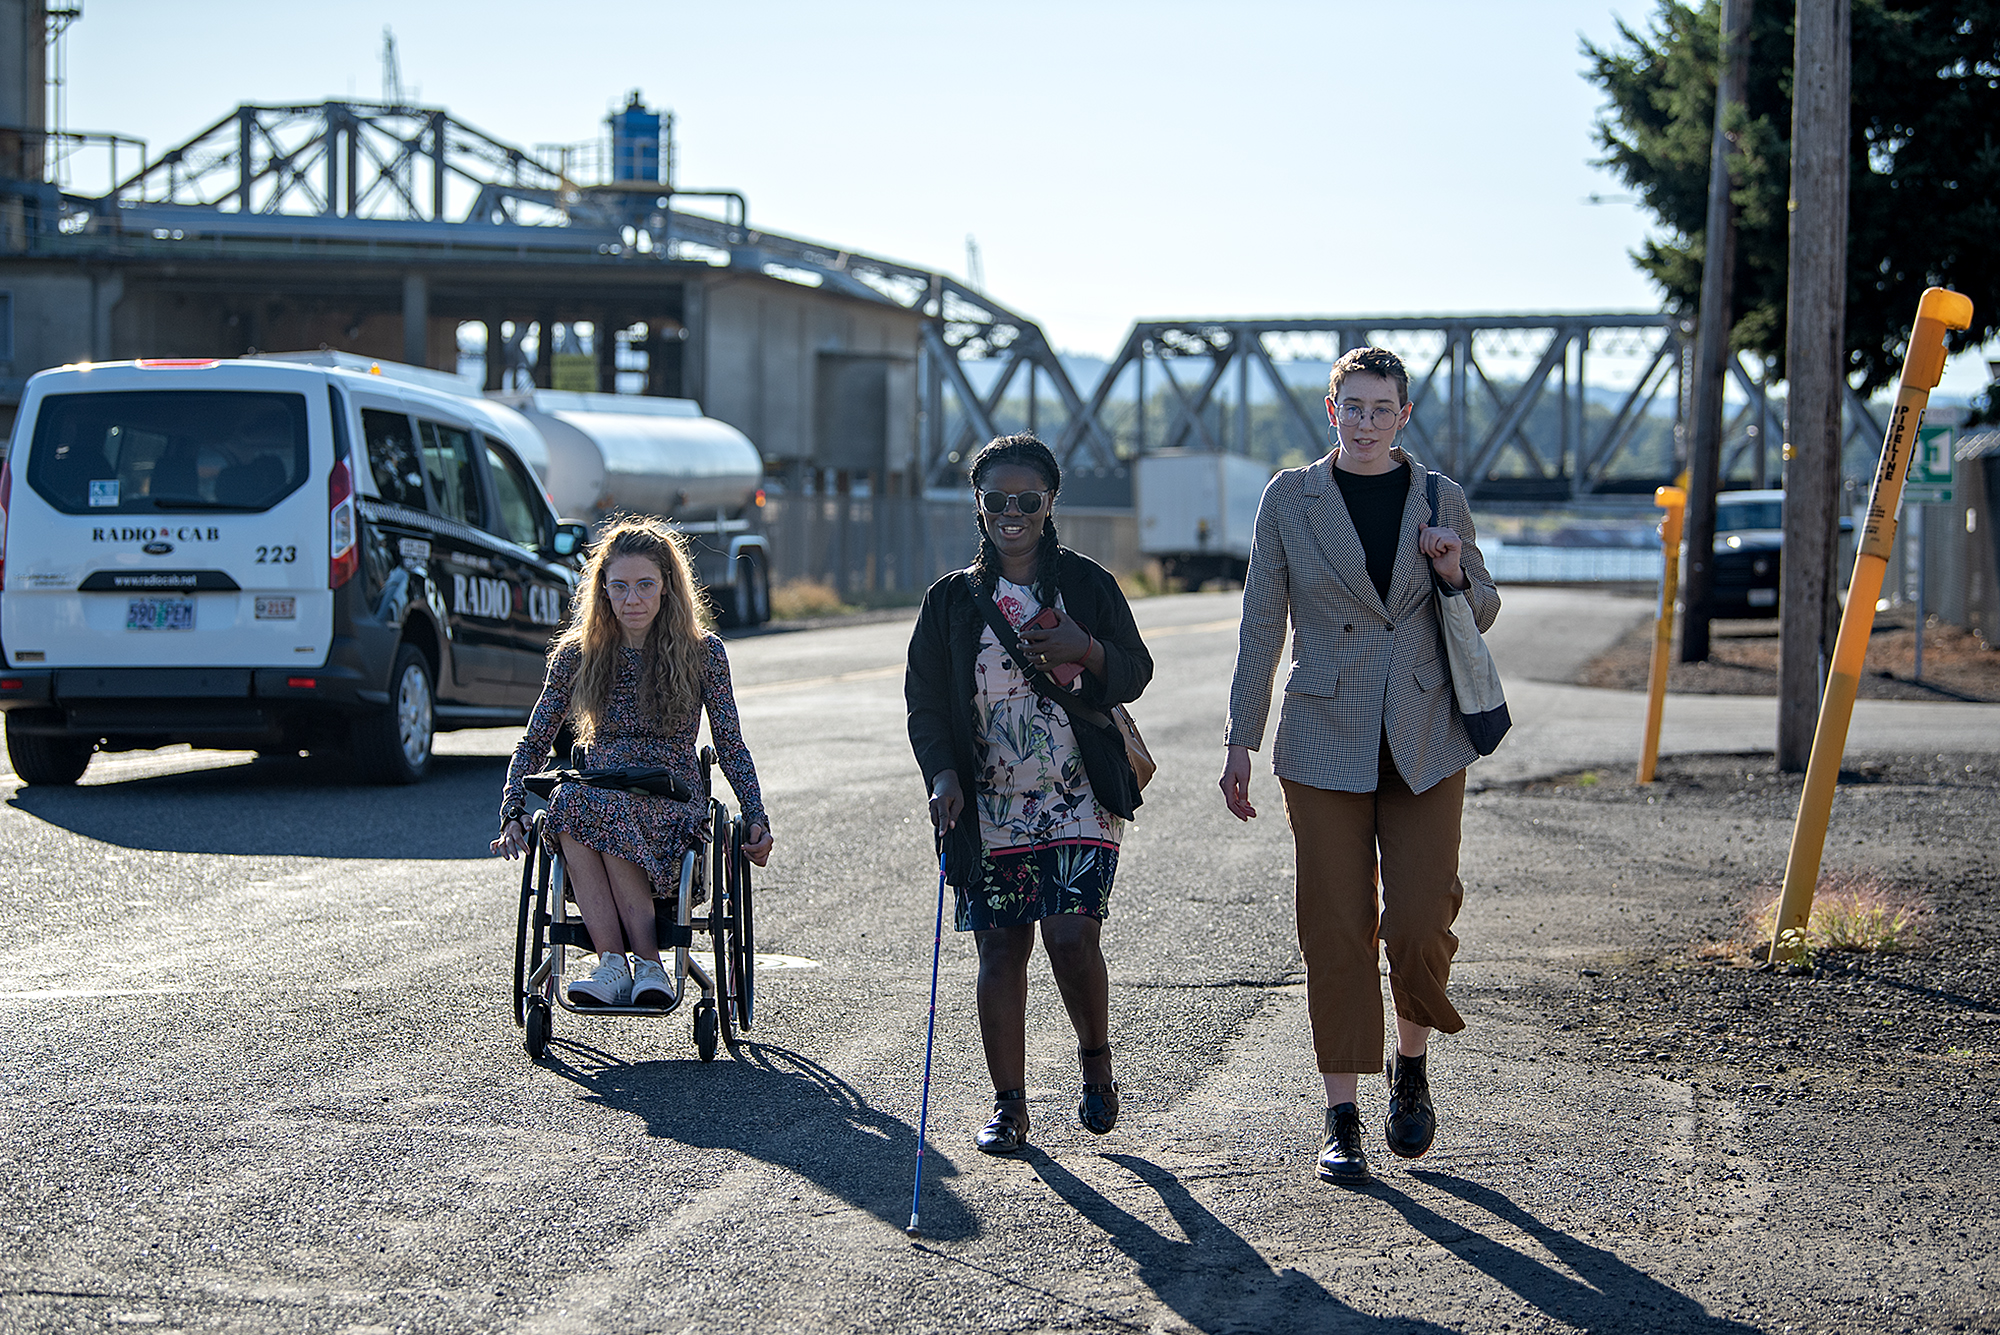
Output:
top-left (328, 459), bottom-right (358, 589)
top-left (0, 455), bottom-right (11, 592)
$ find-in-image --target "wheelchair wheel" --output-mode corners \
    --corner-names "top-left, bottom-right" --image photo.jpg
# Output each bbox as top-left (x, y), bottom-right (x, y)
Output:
top-left (524, 997), bottom-right (552, 1060)
top-left (513, 820), bottom-right (548, 1027)
top-left (693, 999), bottom-right (719, 1062)
top-left (710, 802), bottom-right (731, 1029)
top-left (729, 825), bottom-right (755, 1031)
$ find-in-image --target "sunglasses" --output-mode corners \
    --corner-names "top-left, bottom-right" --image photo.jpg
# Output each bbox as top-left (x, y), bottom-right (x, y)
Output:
top-left (978, 488), bottom-right (1050, 516)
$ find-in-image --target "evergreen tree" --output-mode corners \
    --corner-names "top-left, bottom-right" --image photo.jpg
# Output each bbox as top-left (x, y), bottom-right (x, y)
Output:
top-left (1584, 1), bottom-right (2000, 393)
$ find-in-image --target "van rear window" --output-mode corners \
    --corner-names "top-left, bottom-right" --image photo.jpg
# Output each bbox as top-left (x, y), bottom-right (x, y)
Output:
top-left (26, 390), bottom-right (310, 515)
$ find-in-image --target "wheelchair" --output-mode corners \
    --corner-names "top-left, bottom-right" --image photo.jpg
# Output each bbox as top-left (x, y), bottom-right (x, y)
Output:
top-left (512, 744), bottom-right (756, 1062)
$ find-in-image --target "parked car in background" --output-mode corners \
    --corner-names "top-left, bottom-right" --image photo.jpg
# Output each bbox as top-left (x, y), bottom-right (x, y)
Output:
top-left (0, 358), bottom-right (586, 786)
top-left (1708, 488), bottom-right (1854, 618)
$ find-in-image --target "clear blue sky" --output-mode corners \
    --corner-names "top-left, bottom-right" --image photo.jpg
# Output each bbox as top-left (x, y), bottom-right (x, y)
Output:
top-left (56, 0), bottom-right (1992, 393)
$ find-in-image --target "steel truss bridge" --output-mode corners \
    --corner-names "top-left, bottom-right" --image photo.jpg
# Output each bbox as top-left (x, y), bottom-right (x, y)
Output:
top-left (39, 100), bottom-right (1885, 504)
top-left (998, 316), bottom-right (1890, 504)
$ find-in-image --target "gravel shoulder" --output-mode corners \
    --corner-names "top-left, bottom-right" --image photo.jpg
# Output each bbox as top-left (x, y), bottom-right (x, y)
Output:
top-left (1577, 604), bottom-right (2000, 703)
top-left (1473, 749), bottom-right (2000, 1333)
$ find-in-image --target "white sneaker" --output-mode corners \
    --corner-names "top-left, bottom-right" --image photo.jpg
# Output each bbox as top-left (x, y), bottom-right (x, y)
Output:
top-left (568, 954), bottom-right (632, 1007)
top-left (631, 956), bottom-right (675, 1008)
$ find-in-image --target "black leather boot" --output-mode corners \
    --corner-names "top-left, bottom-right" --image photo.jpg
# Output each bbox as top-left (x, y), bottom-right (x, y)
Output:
top-left (1317, 1102), bottom-right (1371, 1185)
top-left (1384, 1051), bottom-right (1436, 1159)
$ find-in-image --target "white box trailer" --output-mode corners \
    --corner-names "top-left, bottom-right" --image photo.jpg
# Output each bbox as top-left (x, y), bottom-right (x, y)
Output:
top-left (1135, 451), bottom-right (1273, 586)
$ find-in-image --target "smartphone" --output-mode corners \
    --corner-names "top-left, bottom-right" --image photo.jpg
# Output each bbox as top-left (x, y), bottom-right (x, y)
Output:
top-left (1022, 607), bottom-right (1083, 687)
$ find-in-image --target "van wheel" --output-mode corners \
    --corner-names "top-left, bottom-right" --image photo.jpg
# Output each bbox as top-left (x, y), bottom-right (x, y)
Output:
top-left (5, 723), bottom-right (93, 786)
top-left (354, 645), bottom-right (435, 784)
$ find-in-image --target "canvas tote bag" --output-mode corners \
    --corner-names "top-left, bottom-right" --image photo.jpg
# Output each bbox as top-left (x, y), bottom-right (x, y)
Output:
top-left (1425, 471), bottom-right (1511, 756)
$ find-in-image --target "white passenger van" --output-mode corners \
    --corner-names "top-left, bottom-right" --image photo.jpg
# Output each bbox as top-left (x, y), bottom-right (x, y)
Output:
top-left (0, 357), bottom-right (586, 785)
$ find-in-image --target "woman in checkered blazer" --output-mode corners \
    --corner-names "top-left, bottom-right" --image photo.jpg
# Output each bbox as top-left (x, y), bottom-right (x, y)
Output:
top-left (1218, 346), bottom-right (1499, 1187)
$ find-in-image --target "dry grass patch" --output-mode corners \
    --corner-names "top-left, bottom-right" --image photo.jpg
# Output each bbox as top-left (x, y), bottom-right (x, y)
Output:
top-left (1746, 869), bottom-right (1927, 954)
top-left (768, 579), bottom-right (854, 621)
top-left (1690, 869), bottom-right (1928, 966)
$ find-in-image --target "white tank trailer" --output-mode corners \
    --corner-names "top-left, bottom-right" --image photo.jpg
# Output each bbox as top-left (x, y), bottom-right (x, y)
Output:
top-left (499, 389), bottom-right (771, 627)
top-left (248, 353), bottom-right (772, 626)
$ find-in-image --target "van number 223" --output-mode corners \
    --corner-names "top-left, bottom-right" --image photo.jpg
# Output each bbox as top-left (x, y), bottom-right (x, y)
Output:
top-left (256, 546), bottom-right (298, 563)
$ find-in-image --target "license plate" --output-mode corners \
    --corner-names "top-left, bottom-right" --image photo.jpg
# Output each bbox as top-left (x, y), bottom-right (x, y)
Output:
top-left (255, 596), bottom-right (296, 620)
top-left (126, 596), bottom-right (195, 630)
top-left (1748, 588), bottom-right (1778, 607)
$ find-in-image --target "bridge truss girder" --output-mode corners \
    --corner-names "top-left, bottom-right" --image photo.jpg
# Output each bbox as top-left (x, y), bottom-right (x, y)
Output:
top-left (106, 101), bottom-right (566, 224)
top-left (1030, 314), bottom-right (1893, 504)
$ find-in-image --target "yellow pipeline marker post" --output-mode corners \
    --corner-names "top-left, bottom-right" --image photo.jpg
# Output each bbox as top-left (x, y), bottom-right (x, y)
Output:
top-left (1638, 485), bottom-right (1687, 783)
top-left (1770, 287), bottom-right (1974, 963)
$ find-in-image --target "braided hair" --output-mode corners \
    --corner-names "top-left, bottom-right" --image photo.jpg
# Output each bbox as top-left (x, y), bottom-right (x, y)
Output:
top-left (967, 433), bottom-right (1063, 609)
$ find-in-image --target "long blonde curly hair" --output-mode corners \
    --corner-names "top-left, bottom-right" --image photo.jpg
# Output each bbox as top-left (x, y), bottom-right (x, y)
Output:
top-left (556, 516), bottom-right (711, 746)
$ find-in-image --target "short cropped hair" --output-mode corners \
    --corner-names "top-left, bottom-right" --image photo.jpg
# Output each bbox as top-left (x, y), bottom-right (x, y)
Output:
top-left (1327, 346), bottom-right (1410, 407)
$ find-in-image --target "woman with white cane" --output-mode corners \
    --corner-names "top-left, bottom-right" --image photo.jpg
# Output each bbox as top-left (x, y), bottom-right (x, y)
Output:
top-left (904, 434), bottom-right (1153, 1157)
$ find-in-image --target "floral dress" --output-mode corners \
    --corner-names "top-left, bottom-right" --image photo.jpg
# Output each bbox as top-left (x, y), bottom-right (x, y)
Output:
top-left (501, 635), bottom-right (768, 901)
top-left (961, 578), bottom-right (1122, 931)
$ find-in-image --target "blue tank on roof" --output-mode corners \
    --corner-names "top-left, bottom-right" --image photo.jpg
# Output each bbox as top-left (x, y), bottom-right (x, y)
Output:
top-left (609, 92), bottom-right (661, 183)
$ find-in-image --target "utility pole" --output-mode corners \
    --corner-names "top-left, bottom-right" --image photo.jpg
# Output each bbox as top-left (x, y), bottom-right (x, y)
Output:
top-left (1778, 0), bottom-right (1851, 771)
top-left (1681, 0), bottom-right (1755, 663)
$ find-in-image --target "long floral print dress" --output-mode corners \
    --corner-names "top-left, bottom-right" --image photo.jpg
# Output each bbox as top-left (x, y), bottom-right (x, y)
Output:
top-left (501, 635), bottom-right (767, 901)
top-left (962, 577), bottom-right (1122, 930)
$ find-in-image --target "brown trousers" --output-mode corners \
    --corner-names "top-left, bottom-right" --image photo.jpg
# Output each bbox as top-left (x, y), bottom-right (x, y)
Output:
top-left (1281, 743), bottom-right (1467, 1074)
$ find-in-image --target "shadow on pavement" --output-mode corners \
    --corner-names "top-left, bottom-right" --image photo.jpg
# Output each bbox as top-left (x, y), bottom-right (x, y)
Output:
top-left (7, 753), bottom-right (512, 858)
top-left (542, 1038), bottom-right (980, 1242)
top-left (1030, 1152), bottom-right (1451, 1334)
top-left (1388, 1170), bottom-right (1759, 1333)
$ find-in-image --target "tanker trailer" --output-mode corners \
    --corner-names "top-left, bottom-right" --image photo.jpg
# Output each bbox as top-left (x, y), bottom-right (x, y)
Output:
top-left (498, 389), bottom-right (772, 627)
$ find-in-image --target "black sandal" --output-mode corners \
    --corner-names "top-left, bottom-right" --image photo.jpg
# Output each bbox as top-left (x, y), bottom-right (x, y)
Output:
top-left (1077, 1042), bottom-right (1120, 1135)
top-left (976, 1088), bottom-right (1030, 1155)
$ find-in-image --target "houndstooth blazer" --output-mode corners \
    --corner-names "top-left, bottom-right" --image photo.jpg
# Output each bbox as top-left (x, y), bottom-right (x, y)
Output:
top-left (1225, 449), bottom-right (1499, 795)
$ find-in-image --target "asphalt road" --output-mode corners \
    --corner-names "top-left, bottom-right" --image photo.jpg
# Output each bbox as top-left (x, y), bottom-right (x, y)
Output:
top-left (4, 588), bottom-right (1996, 1334)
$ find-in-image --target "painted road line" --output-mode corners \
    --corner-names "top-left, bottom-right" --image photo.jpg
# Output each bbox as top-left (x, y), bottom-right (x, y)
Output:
top-left (735, 663), bottom-right (905, 697)
top-left (736, 619), bottom-right (1240, 698)
top-left (1139, 616), bottom-right (1241, 638)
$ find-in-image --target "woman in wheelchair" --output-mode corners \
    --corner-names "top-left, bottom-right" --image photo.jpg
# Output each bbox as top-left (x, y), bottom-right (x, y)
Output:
top-left (492, 517), bottom-right (773, 1010)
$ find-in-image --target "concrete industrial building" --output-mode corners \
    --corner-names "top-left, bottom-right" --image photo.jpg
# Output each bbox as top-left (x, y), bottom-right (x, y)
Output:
top-left (0, 2), bottom-right (1093, 591)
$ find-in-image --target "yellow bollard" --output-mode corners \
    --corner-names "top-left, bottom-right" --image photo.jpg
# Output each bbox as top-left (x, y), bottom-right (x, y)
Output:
top-left (1639, 485), bottom-right (1687, 783)
top-left (1770, 286), bottom-right (1974, 963)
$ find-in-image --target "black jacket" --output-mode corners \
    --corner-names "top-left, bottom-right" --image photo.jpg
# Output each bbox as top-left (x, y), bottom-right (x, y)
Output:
top-left (905, 549), bottom-right (1154, 888)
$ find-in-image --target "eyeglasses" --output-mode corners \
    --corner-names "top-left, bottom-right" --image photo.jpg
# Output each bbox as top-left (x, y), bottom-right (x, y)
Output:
top-left (977, 488), bottom-right (1050, 516)
top-left (1334, 402), bottom-right (1407, 430)
top-left (605, 579), bottom-right (659, 603)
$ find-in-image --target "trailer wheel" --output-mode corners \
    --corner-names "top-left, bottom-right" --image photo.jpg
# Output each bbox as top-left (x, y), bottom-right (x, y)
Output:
top-left (725, 552), bottom-right (769, 628)
top-left (743, 551), bottom-right (770, 626)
